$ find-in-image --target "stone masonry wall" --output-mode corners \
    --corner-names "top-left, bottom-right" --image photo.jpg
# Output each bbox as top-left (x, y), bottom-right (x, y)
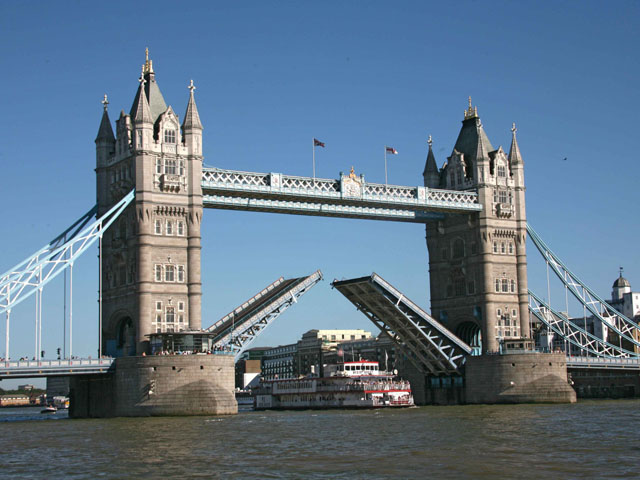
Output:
top-left (465, 353), bottom-right (576, 404)
top-left (69, 354), bottom-right (237, 418)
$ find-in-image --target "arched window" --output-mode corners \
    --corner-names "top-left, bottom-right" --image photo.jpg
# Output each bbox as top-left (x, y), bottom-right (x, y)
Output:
top-left (510, 280), bottom-right (516, 293)
top-left (495, 279), bottom-right (500, 292)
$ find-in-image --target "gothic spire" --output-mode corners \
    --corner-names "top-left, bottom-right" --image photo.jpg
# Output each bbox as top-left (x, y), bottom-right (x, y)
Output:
top-left (129, 48), bottom-right (167, 123)
top-left (131, 68), bottom-right (152, 124)
top-left (508, 122), bottom-right (523, 166)
top-left (182, 79), bottom-right (203, 130)
top-left (95, 94), bottom-right (115, 142)
top-left (423, 135), bottom-right (440, 187)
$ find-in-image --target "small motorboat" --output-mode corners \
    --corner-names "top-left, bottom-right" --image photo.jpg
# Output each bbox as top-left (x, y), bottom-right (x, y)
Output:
top-left (41, 405), bottom-right (57, 414)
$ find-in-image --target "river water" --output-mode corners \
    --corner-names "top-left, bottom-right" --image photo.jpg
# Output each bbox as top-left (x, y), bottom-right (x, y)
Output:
top-left (1, 400), bottom-right (638, 479)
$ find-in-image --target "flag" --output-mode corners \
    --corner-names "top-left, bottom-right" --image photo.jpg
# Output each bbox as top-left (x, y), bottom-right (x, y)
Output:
top-left (385, 146), bottom-right (398, 154)
top-left (314, 138), bottom-right (325, 148)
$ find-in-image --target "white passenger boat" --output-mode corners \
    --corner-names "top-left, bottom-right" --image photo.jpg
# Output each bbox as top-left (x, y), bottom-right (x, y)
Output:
top-left (255, 360), bottom-right (414, 410)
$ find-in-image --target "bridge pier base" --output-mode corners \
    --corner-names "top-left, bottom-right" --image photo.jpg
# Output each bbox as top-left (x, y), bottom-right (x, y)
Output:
top-left (69, 355), bottom-right (238, 418)
top-left (401, 353), bottom-right (577, 405)
top-left (464, 353), bottom-right (576, 404)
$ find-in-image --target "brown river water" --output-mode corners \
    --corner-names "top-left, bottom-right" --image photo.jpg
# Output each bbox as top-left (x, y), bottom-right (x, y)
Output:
top-left (1, 400), bottom-right (638, 479)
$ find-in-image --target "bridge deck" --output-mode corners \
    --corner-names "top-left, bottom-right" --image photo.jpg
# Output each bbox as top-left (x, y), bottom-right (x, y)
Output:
top-left (332, 273), bottom-right (471, 375)
top-left (0, 358), bottom-right (115, 379)
top-left (207, 270), bottom-right (323, 356)
top-left (202, 167), bottom-right (481, 223)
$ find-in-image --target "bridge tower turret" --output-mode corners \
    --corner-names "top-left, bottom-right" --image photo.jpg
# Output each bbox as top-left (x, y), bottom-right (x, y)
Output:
top-left (425, 99), bottom-right (530, 354)
top-left (95, 50), bottom-right (204, 356)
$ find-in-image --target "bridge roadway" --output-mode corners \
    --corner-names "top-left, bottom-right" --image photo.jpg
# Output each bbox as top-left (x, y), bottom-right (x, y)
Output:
top-left (0, 358), bottom-right (114, 379)
top-left (201, 167), bottom-right (482, 222)
top-left (2, 353), bottom-right (639, 380)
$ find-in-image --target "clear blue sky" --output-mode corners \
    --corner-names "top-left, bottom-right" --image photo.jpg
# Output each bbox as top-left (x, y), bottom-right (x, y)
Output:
top-left (1, 1), bottom-right (639, 378)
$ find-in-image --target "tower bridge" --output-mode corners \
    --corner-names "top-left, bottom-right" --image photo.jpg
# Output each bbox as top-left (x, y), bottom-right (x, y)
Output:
top-left (2, 51), bottom-right (640, 414)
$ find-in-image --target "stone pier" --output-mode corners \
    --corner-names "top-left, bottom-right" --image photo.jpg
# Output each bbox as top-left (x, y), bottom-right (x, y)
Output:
top-left (69, 355), bottom-right (237, 418)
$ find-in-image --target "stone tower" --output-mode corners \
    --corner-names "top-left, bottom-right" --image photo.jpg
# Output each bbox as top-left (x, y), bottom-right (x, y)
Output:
top-left (424, 99), bottom-right (529, 354)
top-left (95, 50), bottom-right (204, 356)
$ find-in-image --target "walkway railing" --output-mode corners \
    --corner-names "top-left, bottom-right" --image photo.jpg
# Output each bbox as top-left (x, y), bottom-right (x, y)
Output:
top-left (0, 358), bottom-right (115, 378)
top-left (202, 167), bottom-right (481, 222)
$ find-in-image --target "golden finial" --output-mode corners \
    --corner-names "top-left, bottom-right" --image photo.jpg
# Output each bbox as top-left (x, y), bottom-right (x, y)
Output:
top-left (349, 166), bottom-right (356, 179)
top-left (464, 96), bottom-right (478, 120)
top-left (143, 47), bottom-right (154, 75)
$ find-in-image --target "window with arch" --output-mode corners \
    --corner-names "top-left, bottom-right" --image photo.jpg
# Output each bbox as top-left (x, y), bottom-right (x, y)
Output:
top-left (497, 165), bottom-right (506, 177)
top-left (502, 279), bottom-right (509, 292)
top-left (493, 241), bottom-right (498, 253)
top-left (166, 220), bottom-right (173, 235)
top-left (509, 242), bottom-right (514, 254)
top-left (510, 280), bottom-right (516, 293)
top-left (501, 243), bottom-right (506, 254)
top-left (495, 279), bottom-right (500, 292)
top-left (177, 221), bottom-right (185, 236)
top-left (154, 220), bottom-right (162, 235)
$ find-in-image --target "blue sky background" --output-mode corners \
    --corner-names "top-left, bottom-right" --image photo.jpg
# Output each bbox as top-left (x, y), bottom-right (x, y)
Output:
top-left (1, 1), bottom-right (638, 385)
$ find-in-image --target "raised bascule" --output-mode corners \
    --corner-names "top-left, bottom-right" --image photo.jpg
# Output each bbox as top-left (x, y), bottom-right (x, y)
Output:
top-left (2, 51), bottom-right (640, 415)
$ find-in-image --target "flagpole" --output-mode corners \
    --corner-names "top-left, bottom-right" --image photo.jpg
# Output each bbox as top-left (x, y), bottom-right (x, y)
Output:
top-left (384, 146), bottom-right (388, 186)
top-left (312, 138), bottom-right (316, 180)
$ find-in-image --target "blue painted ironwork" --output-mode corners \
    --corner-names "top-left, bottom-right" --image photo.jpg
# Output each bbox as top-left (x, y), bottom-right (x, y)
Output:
top-left (528, 290), bottom-right (638, 358)
top-left (0, 190), bottom-right (135, 315)
top-left (202, 167), bottom-right (481, 222)
top-left (332, 273), bottom-right (472, 375)
top-left (207, 270), bottom-right (323, 360)
top-left (0, 358), bottom-right (115, 379)
top-left (566, 356), bottom-right (640, 370)
top-left (527, 224), bottom-right (640, 352)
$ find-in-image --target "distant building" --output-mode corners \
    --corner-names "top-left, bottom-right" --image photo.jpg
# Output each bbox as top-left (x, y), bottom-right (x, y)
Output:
top-left (18, 384), bottom-right (34, 391)
top-left (0, 394), bottom-right (30, 407)
top-left (261, 343), bottom-right (298, 381)
top-left (296, 329), bottom-right (372, 376)
top-left (235, 347), bottom-right (271, 388)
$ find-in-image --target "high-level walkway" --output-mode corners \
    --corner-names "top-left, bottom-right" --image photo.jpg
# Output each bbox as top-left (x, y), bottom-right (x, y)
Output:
top-left (202, 167), bottom-right (481, 222)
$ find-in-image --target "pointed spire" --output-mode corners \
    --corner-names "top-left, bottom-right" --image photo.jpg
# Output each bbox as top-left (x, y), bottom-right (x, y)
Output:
top-left (423, 135), bottom-right (440, 187)
top-left (182, 79), bottom-right (203, 130)
top-left (130, 48), bottom-right (167, 122)
top-left (131, 67), bottom-right (152, 124)
top-left (95, 94), bottom-right (115, 142)
top-left (464, 96), bottom-right (478, 120)
top-left (508, 122), bottom-right (523, 165)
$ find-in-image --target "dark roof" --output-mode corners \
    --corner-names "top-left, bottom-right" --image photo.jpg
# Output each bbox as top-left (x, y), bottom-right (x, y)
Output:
top-left (452, 117), bottom-right (494, 163)
top-left (613, 276), bottom-right (631, 288)
top-left (130, 72), bottom-right (167, 124)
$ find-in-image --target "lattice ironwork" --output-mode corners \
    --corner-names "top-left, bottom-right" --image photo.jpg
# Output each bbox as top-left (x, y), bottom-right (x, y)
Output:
top-left (201, 167), bottom-right (482, 219)
top-left (332, 273), bottom-right (471, 375)
top-left (208, 270), bottom-right (323, 359)
top-left (0, 190), bottom-right (135, 315)
top-left (527, 224), bottom-right (640, 352)
top-left (202, 194), bottom-right (444, 222)
top-left (528, 291), bottom-right (638, 358)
